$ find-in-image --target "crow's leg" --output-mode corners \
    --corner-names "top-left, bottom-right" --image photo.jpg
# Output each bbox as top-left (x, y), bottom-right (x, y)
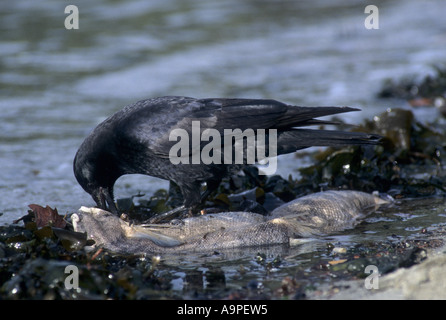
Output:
top-left (147, 181), bottom-right (201, 224)
top-left (200, 178), bottom-right (222, 203)
top-left (147, 204), bottom-right (187, 224)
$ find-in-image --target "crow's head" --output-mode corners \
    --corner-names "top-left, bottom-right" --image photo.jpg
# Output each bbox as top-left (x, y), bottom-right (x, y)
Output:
top-left (73, 142), bottom-right (120, 214)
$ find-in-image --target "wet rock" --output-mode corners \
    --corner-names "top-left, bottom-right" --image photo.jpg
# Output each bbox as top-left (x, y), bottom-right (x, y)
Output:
top-left (238, 199), bottom-right (268, 215)
top-left (322, 245), bottom-right (446, 300)
top-left (370, 109), bottom-right (414, 151)
top-left (378, 65), bottom-right (446, 101)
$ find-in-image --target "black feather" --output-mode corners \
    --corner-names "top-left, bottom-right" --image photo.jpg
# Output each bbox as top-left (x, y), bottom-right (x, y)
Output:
top-left (73, 96), bottom-right (380, 213)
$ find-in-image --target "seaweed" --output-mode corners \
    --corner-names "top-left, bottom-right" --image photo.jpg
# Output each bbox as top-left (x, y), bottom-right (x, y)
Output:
top-left (378, 64), bottom-right (446, 115)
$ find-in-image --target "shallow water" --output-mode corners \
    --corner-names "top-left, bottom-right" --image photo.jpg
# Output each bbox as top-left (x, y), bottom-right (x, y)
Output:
top-left (1, 0), bottom-right (446, 225)
top-left (1, 0), bottom-right (446, 299)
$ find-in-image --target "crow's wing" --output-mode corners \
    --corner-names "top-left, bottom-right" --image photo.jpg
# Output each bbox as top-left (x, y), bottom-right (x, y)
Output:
top-left (116, 96), bottom-right (364, 158)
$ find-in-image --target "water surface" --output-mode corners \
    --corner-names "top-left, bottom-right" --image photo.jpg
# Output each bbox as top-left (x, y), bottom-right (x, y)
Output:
top-left (1, 0), bottom-right (445, 224)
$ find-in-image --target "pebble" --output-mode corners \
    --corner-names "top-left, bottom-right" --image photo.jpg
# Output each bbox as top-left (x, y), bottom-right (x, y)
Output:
top-left (332, 247), bottom-right (347, 254)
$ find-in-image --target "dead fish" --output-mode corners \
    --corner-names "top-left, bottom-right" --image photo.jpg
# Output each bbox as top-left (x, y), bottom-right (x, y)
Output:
top-left (72, 190), bottom-right (391, 254)
top-left (72, 207), bottom-right (183, 248)
top-left (269, 190), bottom-right (390, 237)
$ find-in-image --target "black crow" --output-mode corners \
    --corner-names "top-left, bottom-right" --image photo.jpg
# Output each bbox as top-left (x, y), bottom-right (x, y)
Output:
top-left (73, 96), bottom-right (379, 217)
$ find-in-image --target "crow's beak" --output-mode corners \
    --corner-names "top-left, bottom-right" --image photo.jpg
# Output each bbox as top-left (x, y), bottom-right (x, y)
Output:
top-left (95, 187), bottom-right (118, 214)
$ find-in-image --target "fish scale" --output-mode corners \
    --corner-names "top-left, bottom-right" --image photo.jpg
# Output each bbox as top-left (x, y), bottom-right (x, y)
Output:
top-left (72, 190), bottom-right (390, 254)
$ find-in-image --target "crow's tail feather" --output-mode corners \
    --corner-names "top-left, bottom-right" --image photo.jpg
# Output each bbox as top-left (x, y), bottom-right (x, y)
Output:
top-left (277, 129), bottom-right (381, 154)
